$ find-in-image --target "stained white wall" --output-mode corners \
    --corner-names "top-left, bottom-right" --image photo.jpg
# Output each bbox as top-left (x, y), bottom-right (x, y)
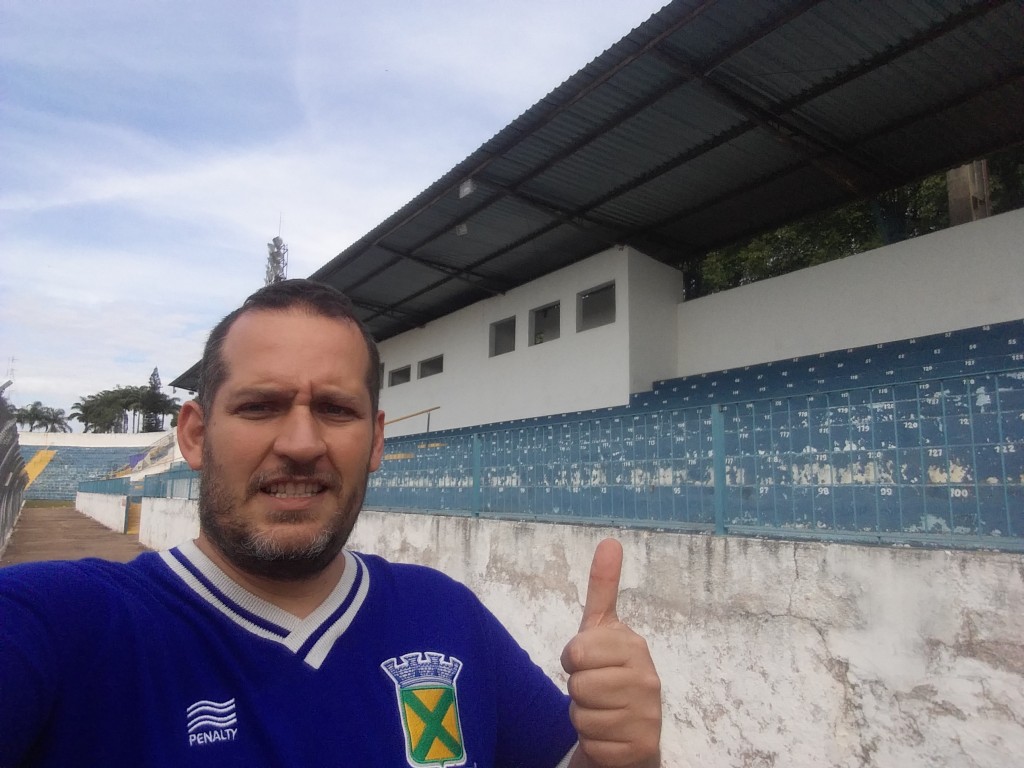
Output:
top-left (106, 491), bottom-right (1023, 768)
top-left (350, 510), bottom-right (1024, 768)
top-left (75, 491), bottom-right (127, 532)
top-left (676, 209), bottom-right (1024, 375)
top-left (138, 496), bottom-right (200, 550)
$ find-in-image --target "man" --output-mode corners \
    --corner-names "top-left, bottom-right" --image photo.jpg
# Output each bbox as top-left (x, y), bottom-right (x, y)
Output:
top-left (0, 279), bottom-right (661, 767)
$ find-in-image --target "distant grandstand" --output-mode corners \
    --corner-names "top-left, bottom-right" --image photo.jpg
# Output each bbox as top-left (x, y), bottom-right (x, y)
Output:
top-left (19, 432), bottom-right (172, 502)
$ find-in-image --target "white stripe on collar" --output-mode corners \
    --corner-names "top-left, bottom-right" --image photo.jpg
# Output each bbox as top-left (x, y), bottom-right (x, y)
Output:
top-left (159, 541), bottom-right (370, 669)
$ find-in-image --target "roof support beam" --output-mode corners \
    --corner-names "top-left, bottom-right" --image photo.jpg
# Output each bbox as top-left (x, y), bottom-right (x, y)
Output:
top-left (352, 0), bottom-right (825, 301)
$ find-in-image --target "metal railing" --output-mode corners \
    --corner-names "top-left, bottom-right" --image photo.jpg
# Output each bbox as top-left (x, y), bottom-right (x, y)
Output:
top-left (367, 368), bottom-right (1024, 552)
top-left (0, 408), bottom-right (27, 555)
top-left (85, 367), bottom-right (1024, 552)
top-left (78, 476), bottom-right (130, 495)
top-left (142, 465), bottom-right (200, 500)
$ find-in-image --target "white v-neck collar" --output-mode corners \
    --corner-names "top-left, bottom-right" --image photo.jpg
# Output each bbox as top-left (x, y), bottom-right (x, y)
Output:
top-left (159, 541), bottom-right (371, 670)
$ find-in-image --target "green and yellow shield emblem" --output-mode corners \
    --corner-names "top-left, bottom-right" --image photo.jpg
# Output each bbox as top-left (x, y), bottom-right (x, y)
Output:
top-left (382, 652), bottom-right (466, 768)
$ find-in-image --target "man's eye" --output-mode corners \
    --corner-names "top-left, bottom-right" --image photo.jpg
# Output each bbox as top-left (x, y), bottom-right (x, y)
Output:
top-left (319, 403), bottom-right (354, 418)
top-left (238, 402), bottom-right (273, 414)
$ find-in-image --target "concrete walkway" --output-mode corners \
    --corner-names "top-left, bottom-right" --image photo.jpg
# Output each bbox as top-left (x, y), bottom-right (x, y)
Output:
top-left (0, 505), bottom-right (149, 567)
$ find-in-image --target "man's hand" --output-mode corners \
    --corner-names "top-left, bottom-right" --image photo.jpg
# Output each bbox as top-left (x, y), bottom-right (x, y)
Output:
top-left (561, 539), bottom-right (662, 768)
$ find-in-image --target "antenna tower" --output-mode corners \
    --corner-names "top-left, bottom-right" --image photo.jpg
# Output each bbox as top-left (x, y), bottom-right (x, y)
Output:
top-left (265, 235), bottom-right (289, 286)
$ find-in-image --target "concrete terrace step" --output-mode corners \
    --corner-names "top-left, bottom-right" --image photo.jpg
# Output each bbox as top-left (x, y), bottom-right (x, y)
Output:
top-left (0, 505), bottom-right (150, 567)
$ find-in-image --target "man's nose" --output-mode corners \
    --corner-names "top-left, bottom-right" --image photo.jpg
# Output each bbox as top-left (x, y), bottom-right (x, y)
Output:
top-left (273, 406), bottom-right (327, 465)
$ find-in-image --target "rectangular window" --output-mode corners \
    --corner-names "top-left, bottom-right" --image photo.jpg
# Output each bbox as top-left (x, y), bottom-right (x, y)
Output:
top-left (388, 366), bottom-right (411, 386)
top-left (577, 282), bottom-right (616, 332)
top-left (489, 316), bottom-right (516, 357)
top-left (418, 355), bottom-right (444, 378)
top-left (529, 302), bottom-right (560, 346)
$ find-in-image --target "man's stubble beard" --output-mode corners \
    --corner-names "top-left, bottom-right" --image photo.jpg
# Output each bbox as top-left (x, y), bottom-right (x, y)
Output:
top-left (197, 440), bottom-right (370, 582)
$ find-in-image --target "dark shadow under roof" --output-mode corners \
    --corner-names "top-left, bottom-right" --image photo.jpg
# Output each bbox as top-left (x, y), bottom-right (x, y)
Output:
top-left (173, 0), bottom-right (1024, 392)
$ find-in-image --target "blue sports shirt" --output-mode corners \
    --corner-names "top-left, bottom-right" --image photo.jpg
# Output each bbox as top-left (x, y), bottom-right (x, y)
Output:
top-left (0, 542), bottom-right (578, 767)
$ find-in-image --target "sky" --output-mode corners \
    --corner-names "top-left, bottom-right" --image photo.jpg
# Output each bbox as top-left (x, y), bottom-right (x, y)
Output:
top-left (0, 0), bottom-right (668, 425)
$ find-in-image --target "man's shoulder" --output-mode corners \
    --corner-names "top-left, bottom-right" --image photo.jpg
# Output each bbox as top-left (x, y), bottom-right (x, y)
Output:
top-left (0, 552), bottom-right (164, 604)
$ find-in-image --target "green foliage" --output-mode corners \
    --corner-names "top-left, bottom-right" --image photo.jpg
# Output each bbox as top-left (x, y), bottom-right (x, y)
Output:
top-left (142, 367), bottom-right (164, 433)
top-left (70, 369), bottom-right (180, 434)
top-left (697, 144), bottom-right (1024, 296)
top-left (700, 201), bottom-right (881, 293)
top-left (988, 143), bottom-right (1024, 214)
top-left (14, 401), bottom-right (71, 433)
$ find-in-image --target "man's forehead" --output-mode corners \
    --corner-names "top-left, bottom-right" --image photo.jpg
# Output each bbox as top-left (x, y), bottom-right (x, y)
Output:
top-left (219, 309), bottom-right (368, 372)
top-left (226, 308), bottom-right (360, 345)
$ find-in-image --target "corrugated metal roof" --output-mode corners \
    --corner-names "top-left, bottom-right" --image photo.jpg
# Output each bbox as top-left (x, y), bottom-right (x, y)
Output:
top-left (172, 0), bottom-right (1024, 391)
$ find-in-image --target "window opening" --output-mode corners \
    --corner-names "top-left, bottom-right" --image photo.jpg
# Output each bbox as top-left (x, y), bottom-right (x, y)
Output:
top-left (489, 317), bottom-right (516, 357)
top-left (388, 366), bottom-right (411, 386)
top-left (418, 355), bottom-right (444, 378)
top-left (529, 302), bottom-right (560, 346)
top-left (577, 282), bottom-right (616, 332)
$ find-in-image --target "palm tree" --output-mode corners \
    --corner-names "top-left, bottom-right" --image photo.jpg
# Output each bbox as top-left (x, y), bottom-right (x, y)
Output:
top-left (15, 401), bottom-right (47, 431)
top-left (39, 406), bottom-right (72, 433)
top-left (70, 391), bottom-right (125, 433)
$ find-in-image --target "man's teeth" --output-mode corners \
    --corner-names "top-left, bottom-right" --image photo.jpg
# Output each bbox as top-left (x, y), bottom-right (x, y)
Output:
top-left (264, 482), bottom-right (322, 498)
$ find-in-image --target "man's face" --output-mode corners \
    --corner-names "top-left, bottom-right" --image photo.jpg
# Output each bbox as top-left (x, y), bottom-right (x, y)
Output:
top-left (181, 308), bottom-right (384, 580)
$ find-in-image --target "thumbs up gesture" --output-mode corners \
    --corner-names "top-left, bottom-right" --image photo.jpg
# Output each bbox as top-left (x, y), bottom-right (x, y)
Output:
top-left (560, 539), bottom-right (662, 768)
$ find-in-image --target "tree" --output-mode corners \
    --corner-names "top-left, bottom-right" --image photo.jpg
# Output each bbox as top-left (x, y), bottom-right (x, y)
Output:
top-left (39, 406), bottom-right (71, 433)
top-left (142, 368), bottom-right (163, 432)
top-left (696, 144), bottom-right (1024, 296)
top-left (71, 390), bottom-right (125, 433)
top-left (14, 401), bottom-right (70, 432)
top-left (698, 201), bottom-right (881, 294)
top-left (15, 402), bottom-right (42, 431)
top-left (70, 375), bottom-right (180, 434)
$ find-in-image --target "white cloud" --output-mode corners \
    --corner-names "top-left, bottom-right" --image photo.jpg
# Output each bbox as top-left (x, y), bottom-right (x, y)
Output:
top-left (0, 0), bottom-right (668, 421)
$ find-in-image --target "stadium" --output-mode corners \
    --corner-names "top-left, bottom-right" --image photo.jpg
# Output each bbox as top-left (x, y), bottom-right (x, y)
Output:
top-left (4, 2), bottom-right (1024, 764)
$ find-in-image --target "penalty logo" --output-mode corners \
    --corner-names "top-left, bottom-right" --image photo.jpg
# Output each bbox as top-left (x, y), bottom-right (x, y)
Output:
top-left (381, 652), bottom-right (466, 767)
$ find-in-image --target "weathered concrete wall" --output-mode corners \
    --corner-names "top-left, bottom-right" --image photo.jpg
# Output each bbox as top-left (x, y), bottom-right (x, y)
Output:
top-left (349, 510), bottom-right (1024, 768)
top-left (138, 496), bottom-right (199, 550)
top-left (120, 496), bottom-right (1024, 766)
top-left (75, 491), bottom-right (127, 532)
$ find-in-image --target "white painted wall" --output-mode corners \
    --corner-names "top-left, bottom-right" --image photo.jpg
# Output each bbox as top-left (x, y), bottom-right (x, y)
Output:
top-left (138, 496), bottom-right (199, 550)
top-left (18, 431), bottom-right (170, 448)
top-left (75, 491), bottom-right (127, 532)
top-left (116, 493), bottom-right (1024, 768)
top-left (378, 212), bottom-right (1023, 440)
top-left (627, 253), bottom-right (684, 393)
top-left (379, 246), bottom-right (669, 437)
top-left (676, 209), bottom-right (1024, 375)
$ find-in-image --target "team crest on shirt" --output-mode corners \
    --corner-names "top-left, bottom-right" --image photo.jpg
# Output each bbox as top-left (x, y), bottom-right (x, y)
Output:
top-left (381, 652), bottom-right (466, 768)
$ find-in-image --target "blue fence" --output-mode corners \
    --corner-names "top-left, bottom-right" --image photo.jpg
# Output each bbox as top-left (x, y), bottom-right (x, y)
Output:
top-left (368, 319), bottom-right (1024, 551)
top-left (142, 465), bottom-right (200, 500)
top-left (78, 476), bottom-right (130, 495)
top-left (112, 320), bottom-right (1024, 552)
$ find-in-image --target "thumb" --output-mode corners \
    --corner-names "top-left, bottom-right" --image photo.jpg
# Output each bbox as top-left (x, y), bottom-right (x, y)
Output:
top-left (579, 538), bottom-right (623, 631)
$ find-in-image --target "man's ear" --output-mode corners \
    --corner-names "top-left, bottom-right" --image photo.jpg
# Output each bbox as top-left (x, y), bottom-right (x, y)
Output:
top-left (369, 410), bottom-right (385, 473)
top-left (177, 400), bottom-right (206, 470)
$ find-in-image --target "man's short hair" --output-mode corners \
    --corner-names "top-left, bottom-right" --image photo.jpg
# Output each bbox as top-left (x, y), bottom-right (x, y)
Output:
top-left (197, 279), bottom-right (381, 415)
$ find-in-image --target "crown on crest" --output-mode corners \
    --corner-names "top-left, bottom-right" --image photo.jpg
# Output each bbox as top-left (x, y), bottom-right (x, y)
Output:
top-left (381, 652), bottom-right (463, 688)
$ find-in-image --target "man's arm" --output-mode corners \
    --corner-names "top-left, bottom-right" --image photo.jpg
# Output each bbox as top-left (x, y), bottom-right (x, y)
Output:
top-left (560, 539), bottom-right (662, 768)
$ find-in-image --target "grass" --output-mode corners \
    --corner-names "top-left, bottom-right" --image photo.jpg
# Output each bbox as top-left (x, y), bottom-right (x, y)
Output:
top-left (21, 498), bottom-right (75, 508)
